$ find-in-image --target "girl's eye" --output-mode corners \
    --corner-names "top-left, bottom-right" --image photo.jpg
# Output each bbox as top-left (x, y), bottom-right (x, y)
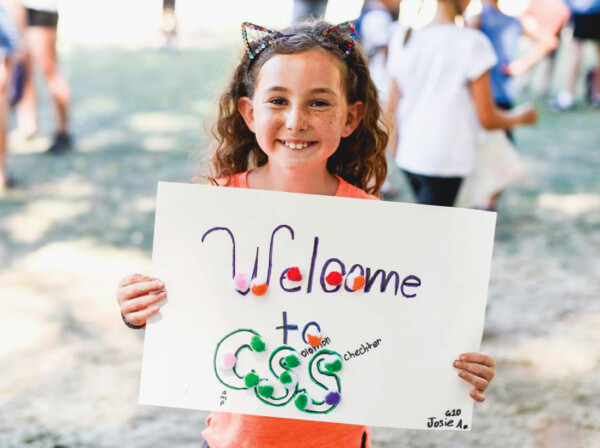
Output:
top-left (269, 98), bottom-right (287, 106)
top-left (311, 100), bottom-right (330, 107)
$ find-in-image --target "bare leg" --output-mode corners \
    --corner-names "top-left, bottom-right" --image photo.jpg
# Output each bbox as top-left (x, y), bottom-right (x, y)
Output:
top-left (541, 54), bottom-right (556, 97)
top-left (555, 38), bottom-right (582, 110)
top-left (567, 39), bottom-right (582, 96)
top-left (26, 26), bottom-right (70, 135)
top-left (16, 49), bottom-right (38, 137)
top-left (162, 6), bottom-right (177, 48)
top-left (594, 41), bottom-right (600, 102)
top-left (0, 58), bottom-right (11, 189)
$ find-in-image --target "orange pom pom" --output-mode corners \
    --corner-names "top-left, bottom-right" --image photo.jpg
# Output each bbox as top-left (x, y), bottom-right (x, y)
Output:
top-left (352, 275), bottom-right (365, 291)
top-left (251, 283), bottom-right (268, 296)
top-left (307, 333), bottom-right (323, 347)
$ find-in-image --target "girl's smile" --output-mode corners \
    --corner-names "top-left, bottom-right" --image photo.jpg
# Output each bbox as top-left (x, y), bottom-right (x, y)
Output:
top-left (277, 139), bottom-right (316, 150)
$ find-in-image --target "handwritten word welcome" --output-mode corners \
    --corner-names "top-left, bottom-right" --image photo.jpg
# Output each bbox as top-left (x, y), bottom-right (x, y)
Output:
top-left (202, 224), bottom-right (422, 298)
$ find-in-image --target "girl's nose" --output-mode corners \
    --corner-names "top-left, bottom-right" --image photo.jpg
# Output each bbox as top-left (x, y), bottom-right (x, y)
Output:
top-left (285, 106), bottom-right (308, 132)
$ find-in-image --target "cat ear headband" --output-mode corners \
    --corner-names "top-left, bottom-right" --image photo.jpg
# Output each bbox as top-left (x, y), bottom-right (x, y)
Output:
top-left (241, 21), bottom-right (357, 61)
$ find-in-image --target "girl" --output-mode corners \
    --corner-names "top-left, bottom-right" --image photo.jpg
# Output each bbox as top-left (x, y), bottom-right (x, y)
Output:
top-left (355, 0), bottom-right (400, 95)
top-left (469, 0), bottom-right (562, 119)
top-left (116, 20), bottom-right (496, 448)
top-left (386, 0), bottom-right (538, 207)
top-left (554, 0), bottom-right (600, 110)
top-left (17, 0), bottom-right (72, 153)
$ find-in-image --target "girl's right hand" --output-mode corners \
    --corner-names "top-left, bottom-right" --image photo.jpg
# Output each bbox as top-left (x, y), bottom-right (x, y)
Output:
top-left (117, 274), bottom-right (167, 327)
top-left (515, 104), bottom-right (538, 126)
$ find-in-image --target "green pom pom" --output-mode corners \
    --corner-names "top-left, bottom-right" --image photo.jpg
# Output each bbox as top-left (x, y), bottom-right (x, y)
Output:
top-left (250, 335), bottom-right (266, 353)
top-left (324, 358), bottom-right (342, 373)
top-left (285, 354), bottom-right (301, 368)
top-left (280, 371), bottom-right (293, 385)
top-left (295, 392), bottom-right (309, 411)
top-left (257, 382), bottom-right (274, 398)
top-left (244, 372), bottom-right (260, 388)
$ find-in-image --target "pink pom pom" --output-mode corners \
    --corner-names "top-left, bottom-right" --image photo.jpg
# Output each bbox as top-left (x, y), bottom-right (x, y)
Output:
top-left (233, 273), bottom-right (250, 292)
top-left (218, 352), bottom-right (237, 370)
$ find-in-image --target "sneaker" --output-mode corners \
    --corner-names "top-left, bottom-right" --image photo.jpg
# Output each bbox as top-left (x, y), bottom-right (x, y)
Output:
top-left (549, 91), bottom-right (575, 112)
top-left (46, 133), bottom-right (73, 154)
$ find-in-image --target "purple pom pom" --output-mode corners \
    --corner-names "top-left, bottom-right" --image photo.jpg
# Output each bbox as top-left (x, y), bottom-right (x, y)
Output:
top-left (324, 391), bottom-right (341, 406)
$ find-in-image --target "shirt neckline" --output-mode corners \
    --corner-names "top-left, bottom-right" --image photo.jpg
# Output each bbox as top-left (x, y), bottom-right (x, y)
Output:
top-left (243, 169), bottom-right (345, 197)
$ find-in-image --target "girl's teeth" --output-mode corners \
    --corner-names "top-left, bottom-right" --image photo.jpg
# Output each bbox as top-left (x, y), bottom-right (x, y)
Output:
top-left (283, 141), bottom-right (308, 149)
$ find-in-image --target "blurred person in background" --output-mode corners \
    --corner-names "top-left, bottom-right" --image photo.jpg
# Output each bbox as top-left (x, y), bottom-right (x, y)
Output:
top-left (355, 0), bottom-right (401, 198)
top-left (292, 0), bottom-right (328, 23)
top-left (467, 0), bottom-right (562, 210)
top-left (385, 0), bottom-right (537, 207)
top-left (355, 0), bottom-right (400, 99)
top-left (469, 0), bottom-right (560, 133)
top-left (162, 0), bottom-right (177, 50)
top-left (553, 0), bottom-right (600, 109)
top-left (16, 0), bottom-right (72, 153)
top-left (517, 0), bottom-right (570, 99)
top-left (0, 0), bottom-right (22, 191)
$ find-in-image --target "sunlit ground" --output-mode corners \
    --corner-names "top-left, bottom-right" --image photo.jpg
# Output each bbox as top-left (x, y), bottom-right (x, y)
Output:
top-left (1, 0), bottom-right (600, 447)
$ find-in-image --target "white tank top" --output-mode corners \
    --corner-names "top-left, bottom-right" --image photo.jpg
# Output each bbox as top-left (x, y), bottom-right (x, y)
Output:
top-left (21, 0), bottom-right (58, 13)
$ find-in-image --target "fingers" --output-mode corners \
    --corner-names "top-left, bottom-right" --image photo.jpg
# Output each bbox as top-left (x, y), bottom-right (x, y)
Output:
top-left (117, 279), bottom-right (165, 305)
top-left (125, 305), bottom-right (161, 327)
top-left (117, 274), bottom-right (167, 328)
top-left (458, 352), bottom-right (495, 368)
top-left (454, 353), bottom-right (495, 403)
top-left (457, 369), bottom-right (489, 392)
top-left (453, 360), bottom-right (495, 382)
top-left (121, 290), bottom-right (167, 315)
top-left (118, 273), bottom-right (158, 288)
top-left (470, 388), bottom-right (486, 403)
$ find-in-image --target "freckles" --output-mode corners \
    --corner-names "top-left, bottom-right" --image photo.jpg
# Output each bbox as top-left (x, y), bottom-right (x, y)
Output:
top-left (261, 111), bottom-right (283, 131)
top-left (313, 112), bottom-right (339, 127)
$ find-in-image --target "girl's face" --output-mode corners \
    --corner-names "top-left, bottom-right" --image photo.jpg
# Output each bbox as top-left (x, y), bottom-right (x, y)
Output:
top-left (238, 48), bottom-right (364, 175)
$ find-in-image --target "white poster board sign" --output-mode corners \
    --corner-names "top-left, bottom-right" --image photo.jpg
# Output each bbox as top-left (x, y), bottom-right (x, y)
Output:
top-left (139, 182), bottom-right (496, 430)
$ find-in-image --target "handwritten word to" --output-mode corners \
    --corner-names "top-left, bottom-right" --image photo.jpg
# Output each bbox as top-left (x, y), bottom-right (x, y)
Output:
top-left (276, 311), bottom-right (325, 345)
top-left (202, 224), bottom-right (422, 298)
top-left (343, 338), bottom-right (382, 361)
top-left (427, 409), bottom-right (468, 429)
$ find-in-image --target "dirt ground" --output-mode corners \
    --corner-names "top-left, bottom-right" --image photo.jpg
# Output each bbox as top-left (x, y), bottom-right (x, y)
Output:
top-left (1, 11), bottom-right (600, 448)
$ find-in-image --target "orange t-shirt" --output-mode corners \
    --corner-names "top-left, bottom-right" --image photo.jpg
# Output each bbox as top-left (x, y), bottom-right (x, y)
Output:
top-left (202, 170), bottom-right (377, 448)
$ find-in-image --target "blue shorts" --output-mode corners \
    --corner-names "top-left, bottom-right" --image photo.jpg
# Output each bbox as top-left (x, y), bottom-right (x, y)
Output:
top-left (0, 7), bottom-right (19, 58)
top-left (573, 13), bottom-right (600, 41)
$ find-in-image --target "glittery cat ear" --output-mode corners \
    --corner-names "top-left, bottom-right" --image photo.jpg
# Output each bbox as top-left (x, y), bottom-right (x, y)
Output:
top-left (241, 22), bottom-right (283, 60)
top-left (322, 21), bottom-right (357, 57)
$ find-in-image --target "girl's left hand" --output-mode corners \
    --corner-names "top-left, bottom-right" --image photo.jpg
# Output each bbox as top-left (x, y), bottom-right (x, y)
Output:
top-left (453, 352), bottom-right (495, 402)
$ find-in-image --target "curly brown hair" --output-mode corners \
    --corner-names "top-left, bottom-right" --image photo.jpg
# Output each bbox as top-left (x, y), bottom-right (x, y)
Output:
top-left (200, 20), bottom-right (388, 196)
